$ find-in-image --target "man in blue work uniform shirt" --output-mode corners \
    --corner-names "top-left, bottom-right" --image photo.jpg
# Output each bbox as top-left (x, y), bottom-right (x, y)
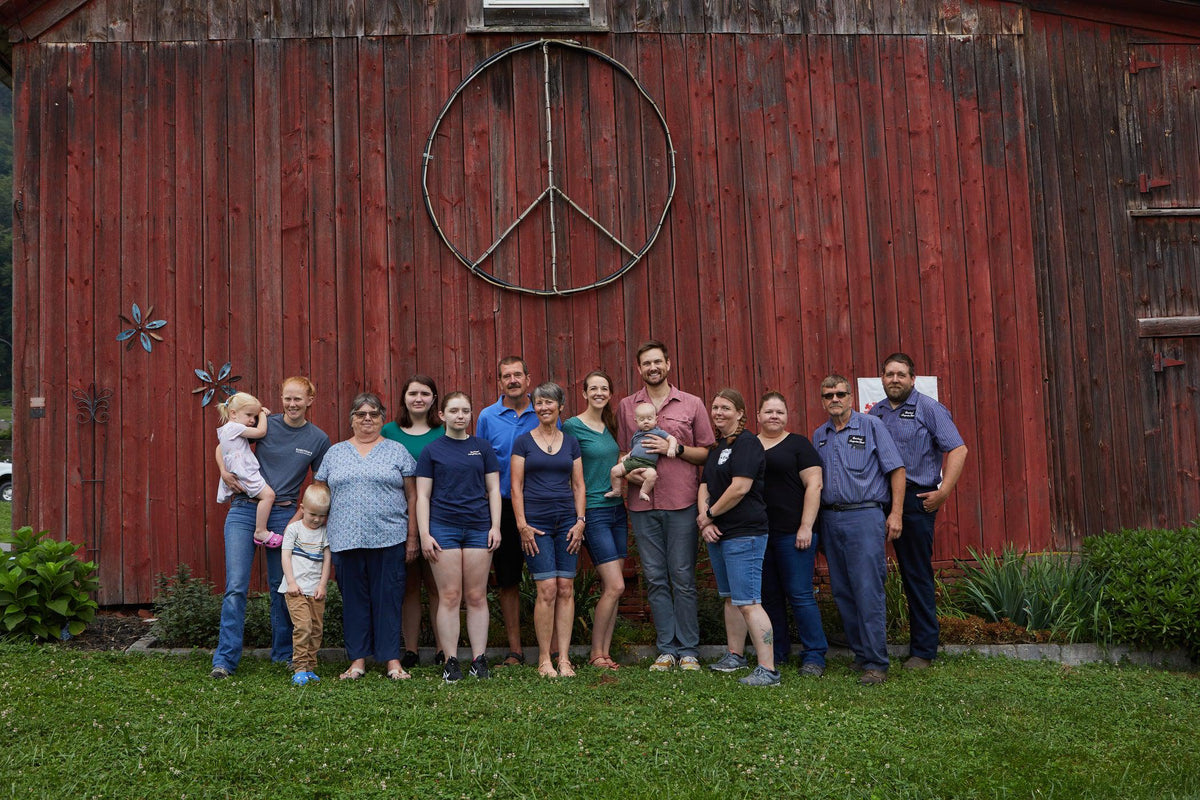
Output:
top-left (475, 355), bottom-right (541, 666)
top-left (868, 353), bottom-right (967, 670)
top-left (812, 374), bottom-right (905, 685)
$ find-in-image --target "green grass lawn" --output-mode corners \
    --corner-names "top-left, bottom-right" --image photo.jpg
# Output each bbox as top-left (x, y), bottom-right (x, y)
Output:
top-left (1, 648), bottom-right (1196, 799)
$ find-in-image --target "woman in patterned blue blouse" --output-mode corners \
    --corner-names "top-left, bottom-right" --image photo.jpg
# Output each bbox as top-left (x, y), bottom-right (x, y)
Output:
top-left (314, 392), bottom-right (418, 680)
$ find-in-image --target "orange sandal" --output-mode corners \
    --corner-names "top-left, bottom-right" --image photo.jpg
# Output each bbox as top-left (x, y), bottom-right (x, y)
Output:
top-left (589, 655), bottom-right (619, 671)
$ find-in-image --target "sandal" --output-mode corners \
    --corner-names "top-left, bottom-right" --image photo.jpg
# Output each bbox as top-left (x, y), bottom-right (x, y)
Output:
top-left (557, 659), bottom-right (576, 678)
top-left (589, 655), bottom-right (619, 671)
top-left (338, 667), bottom-right (365, 681)
top-left (501, 651), bottom-right (526, 667)
top-left (537, 662), bottom-right (558, 678)
top-left (387, 668), bottom-right (410, 681)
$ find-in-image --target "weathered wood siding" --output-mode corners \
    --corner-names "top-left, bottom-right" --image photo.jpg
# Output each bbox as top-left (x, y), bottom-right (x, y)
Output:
top-left (12, 0), bottom-right (1196, 601)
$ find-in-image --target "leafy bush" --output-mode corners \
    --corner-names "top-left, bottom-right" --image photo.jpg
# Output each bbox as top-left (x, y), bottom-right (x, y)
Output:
top-left (1084, 524), bottom-right (1200, 658)
top-left (952, 546), bottom-right (1108, 643)
top-left (0, 526), bottom-right (99, 640)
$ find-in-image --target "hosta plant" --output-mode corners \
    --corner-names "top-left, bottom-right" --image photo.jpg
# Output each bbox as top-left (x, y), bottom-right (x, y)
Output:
top-left (0, 526), bottom-right (100, 640)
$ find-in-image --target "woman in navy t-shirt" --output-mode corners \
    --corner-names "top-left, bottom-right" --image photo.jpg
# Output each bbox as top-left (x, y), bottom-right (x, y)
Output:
top-left (511, 382), bottom-right (586, 677)
top-left (414, 392), bottom-right (502, 683)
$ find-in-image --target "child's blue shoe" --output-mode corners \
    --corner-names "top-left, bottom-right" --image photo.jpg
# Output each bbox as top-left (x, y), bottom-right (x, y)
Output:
top-left (291, 671), bottom-right (311, 686)
top-left (305, 671), bottom-right (320, 683)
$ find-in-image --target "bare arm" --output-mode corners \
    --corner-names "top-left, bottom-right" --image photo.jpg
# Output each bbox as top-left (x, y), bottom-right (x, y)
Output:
top-left (485, 472), bottom-right (502, 551)
top-left (796, 465), bottom-right (823, 549)
top-left (917, 445), bottom-right (968, 512)
top-left (280, 547), bottom-right (300, 596)
top-left (415, 476), bottom-right (439, 562)
top-left (315, 547), bottom-right (332, 600)
top-left (240, 410), bottom-right (271, 440)
top-left (403, 476), bottom-right (418, 561)
top-left (511, 455), bottom-right (540, 554)
top-left (567, 458), bottom-right (586, 554)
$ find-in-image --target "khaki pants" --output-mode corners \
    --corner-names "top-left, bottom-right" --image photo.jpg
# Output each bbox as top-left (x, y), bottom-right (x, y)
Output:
top-left (285, 593), bottom-right (326, 672)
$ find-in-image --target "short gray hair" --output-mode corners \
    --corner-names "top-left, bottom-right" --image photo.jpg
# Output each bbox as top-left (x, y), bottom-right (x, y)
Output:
top-left (531, 381), bottom-right (564, 407)
top-left (348, 391), bottom-right (385, 422)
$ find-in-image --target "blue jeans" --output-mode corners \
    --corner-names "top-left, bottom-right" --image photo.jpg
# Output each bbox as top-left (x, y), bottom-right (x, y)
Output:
top-left (761, 531), bottom-right (829, 667)
top-left (583, 504), bottom-right (628, 566)
top-left (213, 502), bottom-right (296, 672)
top-left (630, 506), bottom-right (700, 658)
top-left (896, 487), bottom-right (939, 659)
top-left (821, 507), bottom-right (889, 672)
top-left (707, 534), bottom-right (767, 606)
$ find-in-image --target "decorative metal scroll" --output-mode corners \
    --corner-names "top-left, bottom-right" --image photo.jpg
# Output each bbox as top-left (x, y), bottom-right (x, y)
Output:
top-left (422, 38), bottom-right (676, 297)
top-left (72, 384), bottom-right (113, 424)
top-left (116, 303), bottom-right (168, 352)
top-left (192, 361), bottom-right (242, 407)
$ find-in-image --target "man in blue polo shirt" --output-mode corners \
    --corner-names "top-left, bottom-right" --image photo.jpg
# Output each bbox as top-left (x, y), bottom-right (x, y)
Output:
top-left (475, 355), bottom-right (540, 666)
top-left (812, 374), bottom-right (905, 685)
top-left (869, 353), bottom-right (967, 670)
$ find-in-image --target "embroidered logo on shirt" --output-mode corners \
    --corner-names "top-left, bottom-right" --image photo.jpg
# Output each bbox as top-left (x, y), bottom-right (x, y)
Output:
top-left (468, 450), bottom-right (482, 456)
top-left (900, 409), bottom-right (916, 420)
top-left (847, 434), bottom-right (867, 449)
top-left (717, 448), bottom-right (732, 465)
top-left (295, 448), bottom-right (314, 456)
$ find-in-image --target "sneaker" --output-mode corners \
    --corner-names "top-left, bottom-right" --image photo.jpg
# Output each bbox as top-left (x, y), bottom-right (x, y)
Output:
top-left (904, 656), bottom-right (933, 670)
top-left (291, 671), bottom-right (310, 686)
top-left (709, 651), bottom-right (750, 673)
top-left (859, 669), bottom-right (887, 685)
top-left (435, 650), bottom-right (446, 666)
top-left (799, 662), bottom-right (825, 678)
top-left (648, 653), bottom-right (677, 672)
top-left (679, 656), bottom-right (701, 671)
top-left (469, 655), bottom-right (490, 680)
top-left (442, 656), bottom-right (463, 683)
top-left (210, 666), bottom-right (231, 680)
top-left (738, 665), bottom-right (782, 686)
top-left (400, 650), bottom-right (419, 670)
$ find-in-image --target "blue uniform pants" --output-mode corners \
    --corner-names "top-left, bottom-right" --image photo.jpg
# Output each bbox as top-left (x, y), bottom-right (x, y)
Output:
top-left (895, 487), bottom-right (939, 660)
top-left (821, 507), bottom-right (889, 671)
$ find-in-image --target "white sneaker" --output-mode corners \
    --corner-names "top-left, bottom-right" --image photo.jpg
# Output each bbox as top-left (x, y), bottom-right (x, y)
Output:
top-left (649, 653), bottom-right (677, 672)
top-left (679, 656), bottom-right (701, 671)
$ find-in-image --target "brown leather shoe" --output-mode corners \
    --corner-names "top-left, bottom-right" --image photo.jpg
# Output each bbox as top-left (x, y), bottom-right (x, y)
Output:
top-left (859, 669), bottom-right (887, 685)
top-left (904, 656), bottom-right (933, 670)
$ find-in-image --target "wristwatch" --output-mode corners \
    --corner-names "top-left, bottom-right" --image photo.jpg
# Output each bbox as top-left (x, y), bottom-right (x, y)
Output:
top-left (675, 443), bottom-right (685, 457)
top-left (706, 508), bottom-right (715, 519)
top-left (577, 515), bottom-right (586, 523)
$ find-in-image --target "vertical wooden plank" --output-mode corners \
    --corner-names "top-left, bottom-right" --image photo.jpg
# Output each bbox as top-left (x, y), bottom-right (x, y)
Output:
top-left (273, 0), bottom-right (314, 38)
top-left (173, 41), bottom-right (209, 578)
top-left (105, 0), bottom-right (133, 42)
top-left (226, 40), bottom-right (258, 401)
top-left (359, 38), bottom-right (392, 393)
top-left (201, 40), bottom-right (231, 589)
top-left (118, 42), bottom-right (152, 602)
top-left (279, 39), bottom-right (312, 382)
top-left (332, 38), bottom-right (365, 396)
top-left (996, 32), bottom-right (1052, 550)
top-left (310, 0), bottom-right (334, 38)
top-left (254, 41), bottom-right (284, 391)
top-left (683, 35), bottom-right (725, 395)
top-left (384, 37), bottom-right (416, 401)
top-left (435, 38), bottom-right (470, 385)
top-left (146, 42), bottom-right (180, 583)
top-left (131, 0), bottom-right (157, 41)
top-left (511, 43), bottom-right (549, 368)
top-left (307, 39), bottom-right (339, 415)
top-left (208, 0), bottom-right (247, 39)
top-left (65, 45), bottom-right (95, 568)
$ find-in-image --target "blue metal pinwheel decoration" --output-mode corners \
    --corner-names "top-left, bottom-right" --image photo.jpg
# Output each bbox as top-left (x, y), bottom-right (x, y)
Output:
top-left (192, 361), bottom-right (242, 407)
top-left (116, 303), bottom-right (168, 352)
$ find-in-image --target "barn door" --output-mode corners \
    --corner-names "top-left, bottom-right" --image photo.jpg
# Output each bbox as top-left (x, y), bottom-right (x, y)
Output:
top-left (1127, 43), bottom-right (1200, 521)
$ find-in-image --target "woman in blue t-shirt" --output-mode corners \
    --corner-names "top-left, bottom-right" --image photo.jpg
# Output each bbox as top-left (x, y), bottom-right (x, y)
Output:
top-left (414, 392), bottom-right (502, 683)
top-left (511, 382), bottom-right (586, 677)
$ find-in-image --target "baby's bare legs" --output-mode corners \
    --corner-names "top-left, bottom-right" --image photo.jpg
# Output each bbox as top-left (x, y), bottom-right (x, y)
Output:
top-left (631, 467), bottom-right (657, 502)
top-left (604, 462), bottom-right (629, 498)
top-left (253, 484), bottom-right (276, 543)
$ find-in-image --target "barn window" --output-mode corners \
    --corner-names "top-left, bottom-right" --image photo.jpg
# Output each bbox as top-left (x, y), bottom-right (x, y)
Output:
top-left (470, 0), bottom-right (608, 31)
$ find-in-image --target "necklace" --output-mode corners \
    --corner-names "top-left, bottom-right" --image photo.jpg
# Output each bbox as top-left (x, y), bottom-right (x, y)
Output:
top-left (533, 428), bottom-right (560, 454)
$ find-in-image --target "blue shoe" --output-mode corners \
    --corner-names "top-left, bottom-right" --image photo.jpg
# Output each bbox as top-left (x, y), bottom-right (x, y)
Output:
top-left (305, 671), bottom-right (320, 683)
top-left (291, 671), bottom-right (311, 686)
top-left (739, 665), bottom-right (781, 686)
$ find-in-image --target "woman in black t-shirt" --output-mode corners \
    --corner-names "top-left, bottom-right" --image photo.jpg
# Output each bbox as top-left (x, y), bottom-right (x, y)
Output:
top-left (757, 392), bottom-right (829, 676)
top-left (697, 388), bottom-right (780, 686)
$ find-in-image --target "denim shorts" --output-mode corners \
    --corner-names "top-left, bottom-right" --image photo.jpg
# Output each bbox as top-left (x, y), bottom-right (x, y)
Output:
top-left (707, 534), bottom-right (768, 606)
top-left (523, 512), bottom-right (579, 580)
top-left (583, 504), bottom-right (628, 566)
top-left (428, 521), bottom-right (490, 550)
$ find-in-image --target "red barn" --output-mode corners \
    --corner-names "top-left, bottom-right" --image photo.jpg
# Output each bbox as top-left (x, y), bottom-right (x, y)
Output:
top-left (1, 0), bottom-right (1198, 604)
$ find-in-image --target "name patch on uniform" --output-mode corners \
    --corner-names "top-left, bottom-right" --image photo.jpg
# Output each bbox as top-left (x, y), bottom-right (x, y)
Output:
top-left (295, 448), bottom-right (314, 456)
top-left (468, 450), bottom-right (482, 457)
top-left (847, 434), bottom-right (866, 449)
top-left (717, 448), bottom-right (732, 465)
top-left (900, 409), bottom-right (917, 420)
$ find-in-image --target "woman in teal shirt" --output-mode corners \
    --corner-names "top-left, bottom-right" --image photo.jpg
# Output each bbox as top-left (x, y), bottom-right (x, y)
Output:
top-left (562, 369), bottom-right (628, 670)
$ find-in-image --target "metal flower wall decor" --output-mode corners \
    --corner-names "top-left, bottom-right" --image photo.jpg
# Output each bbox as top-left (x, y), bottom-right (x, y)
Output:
top-left (116, 303), bottom-right (168, 352)
top-left (193, 361), bottom-right (242, 407)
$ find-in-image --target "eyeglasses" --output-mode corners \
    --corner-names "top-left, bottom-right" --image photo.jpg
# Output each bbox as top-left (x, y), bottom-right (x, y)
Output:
top-left (352, 410), bottom-right (382, 419)
top-left (821, 391), bottom-right (850, 401)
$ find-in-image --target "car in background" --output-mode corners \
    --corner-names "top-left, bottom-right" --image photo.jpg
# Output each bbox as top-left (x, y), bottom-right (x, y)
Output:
top-left (0, 461), bottom-right (11, 502)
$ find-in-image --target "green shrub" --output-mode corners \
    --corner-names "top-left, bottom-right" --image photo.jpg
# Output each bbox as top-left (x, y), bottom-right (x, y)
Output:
top-left (0, 526), bottom-right (99, 640)
top-left (153, 564), bottom-right (345, 649)
top-left (1084, 524), bottom-right (1200, 658)
top-left (952, 546), bottom-right (1108, 643)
